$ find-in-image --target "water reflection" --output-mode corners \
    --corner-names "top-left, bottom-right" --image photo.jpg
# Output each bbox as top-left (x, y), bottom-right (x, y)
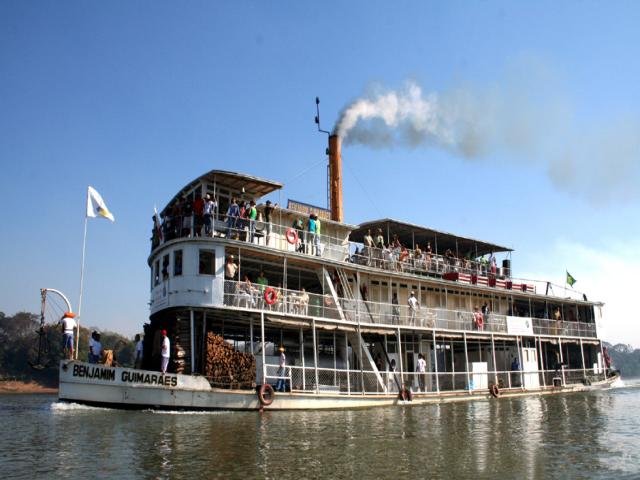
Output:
top-left (2, 389), bottom-right (640, 479)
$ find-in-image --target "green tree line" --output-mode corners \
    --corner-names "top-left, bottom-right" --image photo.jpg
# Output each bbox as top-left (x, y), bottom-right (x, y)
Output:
top-left (0, 311), bottom-right (135, 384)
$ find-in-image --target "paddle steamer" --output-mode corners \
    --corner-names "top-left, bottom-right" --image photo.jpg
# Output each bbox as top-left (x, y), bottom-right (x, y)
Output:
top-left (59, 134), bottom-right (617, 410)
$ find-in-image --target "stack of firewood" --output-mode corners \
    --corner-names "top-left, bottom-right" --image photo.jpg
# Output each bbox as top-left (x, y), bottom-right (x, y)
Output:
top-left (205, 333), bottom-right (256, 388)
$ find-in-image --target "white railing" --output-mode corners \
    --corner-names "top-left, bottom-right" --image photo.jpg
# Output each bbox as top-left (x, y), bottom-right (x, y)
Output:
top-left (222, 280), bottom-right (597, 338)
top-left (261, 364), bottom-right (605, 395)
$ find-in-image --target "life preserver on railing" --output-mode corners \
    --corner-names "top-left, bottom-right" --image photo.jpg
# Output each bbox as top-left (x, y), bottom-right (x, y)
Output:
top-left (398, 387), bottom-right (413, 402)
top-left (258, 383), bottom-right (274, 406)
top-left (490, 383), bottom-right (500, 398)
top-left (286, 228), bottom-right (298, 245)
top-left (264, 287), bottom-right (277, 306)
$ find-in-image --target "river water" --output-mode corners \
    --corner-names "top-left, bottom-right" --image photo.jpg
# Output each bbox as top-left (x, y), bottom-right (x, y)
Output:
top-left (2, 381), bottom-right (639, 479)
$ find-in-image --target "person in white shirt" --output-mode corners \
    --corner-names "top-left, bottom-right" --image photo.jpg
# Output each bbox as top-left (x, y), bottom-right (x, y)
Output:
top-left (275, 346), bottom-right (286, 392)
top-left (408, 291), bottom-right (420, 324)
top-left (160, 329), bottom-right (170, 374)
top-left (134, 334), bottom-right (144, 369)
top-left (59, 312), bottom-right (77, 359)
top-left (416, 353), bottom-right (427, 392)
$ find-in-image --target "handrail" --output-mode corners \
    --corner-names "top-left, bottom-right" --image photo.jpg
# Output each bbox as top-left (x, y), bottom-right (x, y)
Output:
top-left (222, 280), bottom-right (597, 338)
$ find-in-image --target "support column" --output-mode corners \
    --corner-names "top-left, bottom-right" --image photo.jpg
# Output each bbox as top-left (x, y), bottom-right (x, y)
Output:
top-left (397, 327), bottom-right (404, 386)
top-left (580, 338), bottom-right (586, 378)
top-left (537, 336), bottom-right (546, 387)
top-left (345, 331), bottom-right (351, 394)
top-left (432, 329), bottom-right (439, 393)
top-left (261, 311), bottom-right (266, 384)
top-left (312, 318), bottom-right (319, 394)
top-left (463, 331), bottom-right (470, 392)
top-left (559, 338), bottom-right (565, 385)
top-left (190, 309), bottom-right (195, 374)
top-left (491, 333), bottom-right (498, 386)
top-left (300, 328), bottom-right (305, 390)
top-left (516, 336), bottom-right (524, 390)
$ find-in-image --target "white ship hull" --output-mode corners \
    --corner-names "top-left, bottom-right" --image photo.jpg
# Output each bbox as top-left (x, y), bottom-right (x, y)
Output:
top-left (58, 361), bottom-right (620, 411)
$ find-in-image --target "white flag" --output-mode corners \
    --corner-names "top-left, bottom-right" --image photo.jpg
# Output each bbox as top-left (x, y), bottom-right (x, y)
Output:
top-left (86, 186), bottom-right (115, 221)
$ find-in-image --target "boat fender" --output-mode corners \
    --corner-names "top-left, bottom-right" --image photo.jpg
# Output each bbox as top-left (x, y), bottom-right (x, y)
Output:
top-left (286, 228), bottom-right (298, 245)
top-left (264, 287), bottom-right (277, 306)
top-left (258, 383), bottom-right (275, 407)
top-left (490, 384), bottom-right (500, 398)
top-left (398, 387), bottom-right (413, 402)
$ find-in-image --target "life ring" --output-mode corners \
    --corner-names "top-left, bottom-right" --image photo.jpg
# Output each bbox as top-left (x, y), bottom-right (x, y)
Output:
top-left (490, 383), bottom-right (500, 398)
top-left (258, 383), bottom-right (274, 406)
top-left (398, 387), bottom-right (413, 402)
top-left (286, 228), bottom-right (298, 245)
top-left (474, 313), bottom-right (484, 330)
top-left (264, 287), bottom-right (277, 305)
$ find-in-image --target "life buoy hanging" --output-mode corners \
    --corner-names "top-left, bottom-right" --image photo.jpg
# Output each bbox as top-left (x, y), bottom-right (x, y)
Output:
top-left (490, 383), bottom-right (500, 398)
top-left (258, 383), bottom-right (275, 406)
top-left (474, 312), bottom-right (484, 330)
top-left (286, 228), bottom-right (298, 245)
top-left (264, 287), bottom-right (277, 305)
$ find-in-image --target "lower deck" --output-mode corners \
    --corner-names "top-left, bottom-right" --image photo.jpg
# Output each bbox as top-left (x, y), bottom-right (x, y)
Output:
top-left (142, 306), bottom-right (609, 400)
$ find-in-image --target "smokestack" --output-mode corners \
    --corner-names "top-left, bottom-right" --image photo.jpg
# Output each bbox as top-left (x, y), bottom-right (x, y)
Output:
top-left (328, 134), bottom-right (343, 222)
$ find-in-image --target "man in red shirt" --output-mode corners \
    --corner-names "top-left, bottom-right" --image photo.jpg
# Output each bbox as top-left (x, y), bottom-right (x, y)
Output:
top-left (193, 195), bottom-right (205, 237)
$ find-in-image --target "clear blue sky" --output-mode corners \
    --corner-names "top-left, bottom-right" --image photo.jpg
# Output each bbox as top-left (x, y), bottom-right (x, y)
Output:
top-left (2, 1), bottom-right (639, 345)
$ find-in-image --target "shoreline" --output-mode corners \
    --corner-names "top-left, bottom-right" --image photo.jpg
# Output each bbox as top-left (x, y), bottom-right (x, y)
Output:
top-left (0, 380), bottom-right (58, 395)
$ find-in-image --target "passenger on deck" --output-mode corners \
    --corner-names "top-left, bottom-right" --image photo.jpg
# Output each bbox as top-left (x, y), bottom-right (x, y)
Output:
top-left (416, 353), bottom-right (427, 392)
top-left (264, 200), bottom-right (275, 246)
top-left (392, 293), bottom-right (400, 323)
top-left (224, 255), bottom-right (238, 304)
top-left (307, 214), bottom-right (317, 255)
top-left (275, 346), bottom-right (287, 392)
top-left (408, 291), bottom-right (420, 323)
top-left (445, 249), bottom-right (455, 272)
top-left (414, 244), bottom-right (423, 270)
top-left (237, 274), bottom-right (256, 308)
top-left (160, 329), bottom-right (170, 374)
top-left (134, 334), bottom-right (143, 369)
top-left (193, 194), bottom-right (204, 237)
top-left (363, 229), bottom-right (374, 265)
top-left (293, 287), bottom-right (310, 315)
top-left (473, 306), bottom-right (484, 330)
top-left (203, 194), bottom-right (217, 237)
top-left (226, 197), bottom-right (240, 238)
top-left (181, 196), bottom-right (193, 237)
top-left (293, 218), bottom-right (305, 253)
top-left (248, 200), bottom-right (257, 243)
top-left (426, 241), bottom-right (432, 270)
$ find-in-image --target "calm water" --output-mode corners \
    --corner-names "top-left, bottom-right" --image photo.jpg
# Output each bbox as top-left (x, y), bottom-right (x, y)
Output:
top-left (2, 382), bottom-right (639, 479)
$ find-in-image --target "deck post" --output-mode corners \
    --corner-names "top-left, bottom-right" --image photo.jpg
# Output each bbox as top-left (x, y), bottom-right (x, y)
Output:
top-left (190, 309), bottom-right (195, 374)
top-left (537, 336), bottom-right (546, 387)
top-left (397, 327), bottom-right (404, 387)
top-left (249, 316), bottom-right (253, 354)
top-left (261, 311), bottom-right (266, 384)
top-left (558, 338), bottom-right (565, 385)
top-left (312, 318), bottom-right (319, 394)
top-left (202, 312), bottom-right (207, 374)
top-left (600, 341), bottom-right (607, 379)
top-left (517, 336), bottom-right (524, 390)
top-left (432, 329), bottom-right (439, 393)
top-left (490, 333), bottom-right (498, 386)
top-left (345, 330), bottom-right (351, 394)
top-left (463, 331), bottom-right (470, 393)
top-left (333, 331), bottom-right (337, 387)
top-left (300, 328), bottom-right (305, 391)
top-left (579, 338), bottom-right (586, 378)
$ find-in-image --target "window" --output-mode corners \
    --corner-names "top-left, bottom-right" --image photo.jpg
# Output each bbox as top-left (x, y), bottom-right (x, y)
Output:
top-left (174, 250), bottom-right (183, 276)
top-left (199, 250), bottom-right (215, 275)
top-left (154, 260), bottom-right (160, 286)
top-left (162, 255), bottom-right (169, 280)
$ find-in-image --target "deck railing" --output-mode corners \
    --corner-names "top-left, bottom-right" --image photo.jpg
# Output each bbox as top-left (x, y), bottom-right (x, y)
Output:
top-left (223, 280), bottom-right (597, 338)
top-left (263, 364), bottom-right (605, 395)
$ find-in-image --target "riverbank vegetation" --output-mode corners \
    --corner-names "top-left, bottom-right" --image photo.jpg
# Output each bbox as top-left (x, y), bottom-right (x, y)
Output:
top-left (0, 311), bottom-right (135, 389)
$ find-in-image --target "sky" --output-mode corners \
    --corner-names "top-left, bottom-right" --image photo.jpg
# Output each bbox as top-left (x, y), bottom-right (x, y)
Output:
top-left (1, 1), bottom-right (640, 346)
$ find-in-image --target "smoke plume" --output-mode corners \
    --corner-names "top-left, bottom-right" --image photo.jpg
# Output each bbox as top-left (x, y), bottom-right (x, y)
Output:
top-left (334, 78), bottom-right (640, 202)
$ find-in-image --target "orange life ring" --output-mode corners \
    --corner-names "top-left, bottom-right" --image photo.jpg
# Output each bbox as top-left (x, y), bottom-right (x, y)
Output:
top-left (490, 383), bottom-right (500, 398)
top-left (474, 312), bottom-right (484, 329)
top-left (286, 228), bottom-right (298, 245)
top-left (264, 287), bottom-right (277, 305)
top-left (258, 383), bottom-right (274, 406)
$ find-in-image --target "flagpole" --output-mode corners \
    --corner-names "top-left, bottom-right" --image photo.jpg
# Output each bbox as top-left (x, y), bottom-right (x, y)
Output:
top-left (75, 214), bottom-right (89, 360)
